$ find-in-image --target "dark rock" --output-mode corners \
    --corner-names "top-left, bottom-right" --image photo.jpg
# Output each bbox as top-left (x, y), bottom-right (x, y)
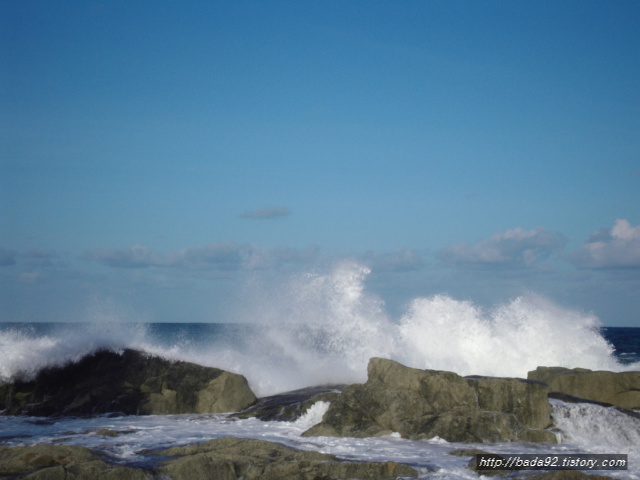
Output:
top-left (303, 357), bottom-right (556, 443)
top-left (0, 349), bottom-right (256, 416)
top-left (528, 367), bottom-right (640, 410)
top-left (232, 385), bottom-right (342, 421)
top-left (0, 444), bottom-right (148, 479)
top-left (156, 436), bottom-right (418, 480)
top-left (448, 448), bottom-right (493, 457)
top-left (94, 429), bottom-right (120, 437)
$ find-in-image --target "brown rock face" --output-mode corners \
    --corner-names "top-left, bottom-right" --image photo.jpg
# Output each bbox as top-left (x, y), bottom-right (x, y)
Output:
top-left (303, 357), bottom-right (556, 443)
top-left (0, 444), bottom-right (148, 479)
top-left (156, 437), bottom-right (418, 480)
top-left (528, 366), bottom-right (640, 410)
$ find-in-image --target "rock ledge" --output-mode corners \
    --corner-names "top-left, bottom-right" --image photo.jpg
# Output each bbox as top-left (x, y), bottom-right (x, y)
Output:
top-left (0, 349), bottom-right (257, 416)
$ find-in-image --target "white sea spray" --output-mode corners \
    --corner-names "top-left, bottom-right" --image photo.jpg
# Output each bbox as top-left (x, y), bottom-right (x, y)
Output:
top-left (0, 260), bottom-right (629, 394)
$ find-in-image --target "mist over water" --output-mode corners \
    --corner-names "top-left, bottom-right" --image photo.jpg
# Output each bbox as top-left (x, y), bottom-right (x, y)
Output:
top-left (0, 260), bottom-right (629, 396)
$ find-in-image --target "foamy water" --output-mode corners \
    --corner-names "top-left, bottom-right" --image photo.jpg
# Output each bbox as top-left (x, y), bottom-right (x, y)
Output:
top-left (0, 399), bottom-right (638, 479)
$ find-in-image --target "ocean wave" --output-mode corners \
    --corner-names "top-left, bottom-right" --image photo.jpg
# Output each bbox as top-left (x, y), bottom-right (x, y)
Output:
top-left (0, 260), bottom-right (631, 396)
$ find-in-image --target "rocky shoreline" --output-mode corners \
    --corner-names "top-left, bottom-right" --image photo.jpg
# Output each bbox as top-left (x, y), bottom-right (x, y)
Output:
top-left (1, 349), bottom-right (637, 479)
top-left (0, 438), bottom-right (419, 480)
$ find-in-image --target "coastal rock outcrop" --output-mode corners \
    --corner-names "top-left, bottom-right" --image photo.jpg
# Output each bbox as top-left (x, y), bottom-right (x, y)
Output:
top-left (156, 436), bottom-right (418, 480)
top-left (303, 357), bottom-right (556, 443)
top-left (528, 367), bottom-right (640, 411)
top-left (233, 385), bottom-right (342, 421)
top-left (0, 444), bottom-right (148, 479)
top-left (0, 440), bottom-right (418, 480)
top-left (0, 349), bottom-right (257, 416)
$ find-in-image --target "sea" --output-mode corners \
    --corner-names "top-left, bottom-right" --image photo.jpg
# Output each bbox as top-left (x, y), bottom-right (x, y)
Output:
top-left (1, 263), bottom-right (639, 478)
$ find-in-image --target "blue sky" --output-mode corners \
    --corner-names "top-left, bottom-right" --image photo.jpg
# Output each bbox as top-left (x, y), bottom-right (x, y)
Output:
top-left (1, 1), bottom-right (639, 325)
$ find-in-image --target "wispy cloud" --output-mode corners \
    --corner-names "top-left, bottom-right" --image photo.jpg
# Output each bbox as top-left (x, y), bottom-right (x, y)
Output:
top-left (362, 248), bottom-right (424, 272)
top-left (87, 243), bottom-right (247, 270)
top-left (242, 245), bottom-right (320, 270)
top-left (438, 226), bottom-right (565, 268)
top-left (88, 245), bottom-right (159, 269)
top-left (239, 206), bottom-right (292, 220)
top-left (87, 242), bottom-right (318, 272)
top-left (571, 219), bottom-right (640, 269)
top-left (23, 249), bottom-right (57, 267)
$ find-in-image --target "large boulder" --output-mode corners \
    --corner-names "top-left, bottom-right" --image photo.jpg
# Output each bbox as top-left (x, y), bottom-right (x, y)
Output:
top-left (0, 349), bottom-right (257, 416)
top-left (156, 436), bottom-right (418, 480)
top-left (527, 367), bottom-right (640, 410)
top-left (303, 358), bottom-right (556, 443)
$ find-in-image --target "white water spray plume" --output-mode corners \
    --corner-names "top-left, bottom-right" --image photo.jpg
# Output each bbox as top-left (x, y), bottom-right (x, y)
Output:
top-left (0, 260), bottom-right (628, 396)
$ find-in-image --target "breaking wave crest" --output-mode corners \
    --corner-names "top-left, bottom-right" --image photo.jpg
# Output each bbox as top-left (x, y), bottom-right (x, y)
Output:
top-left (0, 260), bottom-right (629, 396)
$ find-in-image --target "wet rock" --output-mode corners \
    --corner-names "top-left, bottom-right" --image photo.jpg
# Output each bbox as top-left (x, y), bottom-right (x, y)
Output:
top-left (0, 444), bottom-right (147, 479)
top-left (94, 429), bottom-right (120, 437)
top-left (232, 385), bottom-right (342, 421)
top-left (156, 436), bottom-right (418, 480)
top-left (303, 357), bottom-right (556, 443)
top-left (1, 349), bottom-right (256, 416)
top-left (528, 367), bottom-right (640, 410)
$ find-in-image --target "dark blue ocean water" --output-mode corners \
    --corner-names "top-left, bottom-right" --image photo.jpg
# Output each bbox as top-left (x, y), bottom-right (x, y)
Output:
top-left (602, 327), bottom-right (640, 364)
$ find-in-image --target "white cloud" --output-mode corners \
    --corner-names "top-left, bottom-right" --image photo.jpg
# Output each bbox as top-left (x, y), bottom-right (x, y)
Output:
top-left (88, 242), bottom-right (319, 272)
top-left (89, 245), bottom-right (158, 269)
top-left (89, 243), bottom-right (246, 270)
top-left (362, 248), bottom-right (424, 272)
top-left (242, 245), bottom-right (320, 270)
top-left (571, 219), bottom-right (640, 269)
top-left (438, 226), bottom-right (565, 268)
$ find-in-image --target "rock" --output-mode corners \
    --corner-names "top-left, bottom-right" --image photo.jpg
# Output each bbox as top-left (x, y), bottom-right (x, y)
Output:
top-left (232, 385), bottom-right (342, 421)
top-left (528, 367), bottom-right (640, 410)
top-left (0, 438), bottom-right (418, 480)
top-left (522, 471), bottom-right (617, 480)
top-left (94, 429), bottom-right (120, 437)
top-left (303, 357), bottom-right (556, 443)
top-left (156, 436), bottom-right (418, 480)
top-left (1, 349), bottom-right (256, 416)
top-left (448, 448), bottom-right (493, 457)
top-left (0, 444), bottom-right (147, 479)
